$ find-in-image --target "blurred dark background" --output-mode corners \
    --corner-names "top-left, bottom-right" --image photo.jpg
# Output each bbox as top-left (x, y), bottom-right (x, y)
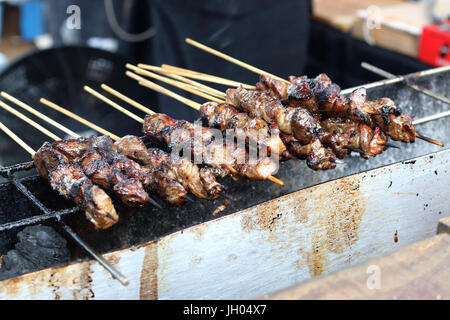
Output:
top-left (0, 0), bottom-right (446, 166)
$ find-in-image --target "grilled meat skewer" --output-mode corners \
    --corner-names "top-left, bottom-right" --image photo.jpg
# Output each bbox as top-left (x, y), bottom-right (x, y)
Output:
top-left (91, 135), bottom-right (188, 206)
top-left (33, 142), bottom-right (119, 229)
top-left (199, 102), bottom-right (289, 159)
top-left (320, 119), bottom-right (387, 158)
top-left (143, 113), bottom-right (279, 181)
top-left (226, 87), bottom-right (337, 170)
top-left (79, 148), bottom-right (150, 207)
top-left (114, 135), bottom-right (223, 200)
top-left (257, 74), bottom-right (416, 142)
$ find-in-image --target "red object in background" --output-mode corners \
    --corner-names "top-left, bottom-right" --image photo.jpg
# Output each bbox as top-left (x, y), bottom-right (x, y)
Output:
top-left (418, 20), bottom-right (450, 67)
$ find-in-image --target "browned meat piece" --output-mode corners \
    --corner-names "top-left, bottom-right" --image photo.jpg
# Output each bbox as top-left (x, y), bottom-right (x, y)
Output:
top-left (92, 135), bottom-right (188, 206)
top-left (256, 74), bottom-right (289, 100)
top-left (52, 137), bottom-right (92, 162)
top-left (226, 87), bottom-right (337, 169)
top-left (199, 102), bottom-right (289, 159)
top-left (321, 118), bottom-right (387, 158)
top-left (48, 164), bottom-right (118, 229)
top-left (79, 149), bottom-right (149, 207)
top-left (280, 135), bottom-right (336, 170)
top-left (33, 142), bottom-right (69, 179)
top-left (143, 113), bottom-right (279, 181)
top-left (368, 98), bottom-right (415, 142)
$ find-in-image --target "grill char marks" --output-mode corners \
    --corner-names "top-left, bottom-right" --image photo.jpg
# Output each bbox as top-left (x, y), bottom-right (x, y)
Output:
top-left (91, 135), bottom-right (187, 207)
top-left (257, 74), bottom-right (416, 143)
top-left (143, 113), bottom-right (279, 180)
top-left (368, 98), bottom-right (415, 142)
top-left (34, 140), bottom-right (119, 229)
top-left (44, 162), bottom-right (118, 230)
top-left (226, 87), bottom-right (337, 170)
top-left (199, 102), bottom-right (289, 159)
top-left (114, 135), bottom-right (222, 200)
top-left (320, 118), bottom-right (387, 158)
top-left (79, 148), bottom-right (149, 207)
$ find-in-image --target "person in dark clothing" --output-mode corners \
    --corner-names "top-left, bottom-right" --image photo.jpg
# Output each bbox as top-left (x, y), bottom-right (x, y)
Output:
top-left (149, 0), bottom-right (312, 120)
top-left (44, 0), bottom-right (312, 121)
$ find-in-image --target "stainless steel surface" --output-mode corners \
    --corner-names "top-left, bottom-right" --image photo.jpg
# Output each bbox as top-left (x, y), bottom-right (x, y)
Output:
top-left (341, 65), bottom-right (450, 94)
top-left (361, 62), bottom-right (450, 105)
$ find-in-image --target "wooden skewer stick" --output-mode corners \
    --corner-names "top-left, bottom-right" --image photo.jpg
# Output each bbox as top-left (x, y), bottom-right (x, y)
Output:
top-left (1, 91), bottom-right (80, 138)
top-left (40, 98), bottom-right (121, 141)
top-left (160, 64), bottom-right (257, 89)
top-left (161, 64), bottom-right (256, 90)
top-left (415, 132), bottom-right (444, 147)
top-left (134, 77), bottom-right (284, 186)
top-left (185, 38), bottom-right (290, 84)
top-left (84, 85), bottom-right (144, 124)
top-left (101, 84), bottom-right (154, 115)
top-left (127, 71), bottom-right (202, 111)
top-left (0, 121), bottom-right (35, 155)
top-left (268, 176), bottom-right (284, 186)
top-left (0, 100), bottom-right (61, 141)
top-left (126, 64), bottom-right (226, 103)
top-left (137, 78), bottom-right (202, 111)
top-left (136, 64), bottom-right (227, 99)
top-left (139, 63), bottom-right (256, 90)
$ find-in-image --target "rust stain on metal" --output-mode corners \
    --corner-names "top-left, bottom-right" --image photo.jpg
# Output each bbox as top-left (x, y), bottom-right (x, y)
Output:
top-left (0, 276), bottom-right (23, 298)
top-left (240, 214), bottom-right (257, 233)
top-left (240, 201), bottom-right (282, 233)
top-left (49, 260), bottom-right (95, 300)
top-left (0, 260), bottom-right (96, 299)
top-left (226, 254), bottom-right (238, 261)
top-left (306, 235), bottom-right (329, 276)
top-left (190, 255), bottom-right (203, 265)
top-left (139, 243), bottom-right (158, 300)
top-left (190, 223), bottom-right (209, 240)
top-left (106, 254), bottom-right (121, 266)
top-left (305, 176), bottom-right (365, 277)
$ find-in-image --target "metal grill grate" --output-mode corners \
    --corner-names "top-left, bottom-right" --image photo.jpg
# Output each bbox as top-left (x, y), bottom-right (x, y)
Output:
top-left (0, 162), bottom-right (129, 285)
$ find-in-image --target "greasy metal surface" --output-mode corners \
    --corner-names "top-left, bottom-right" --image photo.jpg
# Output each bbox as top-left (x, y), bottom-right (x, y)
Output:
top-left (0, 68), bottom-right (448, 279)
top-left (0, 149), bottom-right (448, 299)
top-left (264, 233), bottom-right (450, 300)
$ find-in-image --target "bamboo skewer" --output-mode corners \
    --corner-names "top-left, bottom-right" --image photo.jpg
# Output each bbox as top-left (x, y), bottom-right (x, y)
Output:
top-left (126, 71), bottom-right (201, 111)
top-left (0, 100), bottom-right (62, 141)
top-left (96, 75), bottom-right (284, 186)
top-left (129, 77), bottom-right (284, 186)
top-left (84, 85), bottom-right (144, 123)
top-left (1, 91), bottom-right (80, 139)
top-left (137, 78), bottom-right (202, 110)
top-left (101, 84), bottom-right (154, 115)
top-left (126, 64), bottom-right (226, 103)
top-left (136, 64), bottom-right (227, 99)
top-left (41, 98), bottom-right (122, 142)
top-left (0, 120), bottom-right (130, 286)
top-left (414, 132), bottom-right (444, 147)
top-left (0, 121), bottom-right (36, 155)
top-left (185, 38), bottom-right (290, 84)
top-left (139, 63), bottom-right (256, 90)
top-left (40, 98), bottom-right (121, 141)
top-left (160, 64), bottom-right (257, 90)
top-left (155, 66), bottom-right (444, 148)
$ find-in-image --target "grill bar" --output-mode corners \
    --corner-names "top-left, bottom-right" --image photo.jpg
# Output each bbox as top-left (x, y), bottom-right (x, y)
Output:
top-left (0, 207), bottom-right (78, 232)
top-left (341, 65), bottom-right (450, 95)
top-left (0, 164), bottom-right (129, 286)
top-left (361, 62), bottom-right (450, 105)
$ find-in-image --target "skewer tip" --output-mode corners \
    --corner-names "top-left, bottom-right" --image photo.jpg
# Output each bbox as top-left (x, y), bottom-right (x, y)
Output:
top-left (268, 176), bottom-right (284, 186)
top-left (415, 132), bottom-right (444, 147)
